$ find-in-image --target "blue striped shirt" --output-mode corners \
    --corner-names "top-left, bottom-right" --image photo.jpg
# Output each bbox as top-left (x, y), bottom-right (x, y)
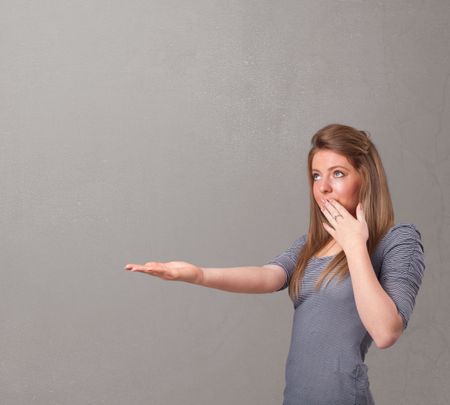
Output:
top-left (265, 223), bottom-right (426, 405)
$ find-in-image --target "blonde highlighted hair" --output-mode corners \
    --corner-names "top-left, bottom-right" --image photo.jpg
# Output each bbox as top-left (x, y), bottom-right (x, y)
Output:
top-left (288, 123), bottom-right (395, 302)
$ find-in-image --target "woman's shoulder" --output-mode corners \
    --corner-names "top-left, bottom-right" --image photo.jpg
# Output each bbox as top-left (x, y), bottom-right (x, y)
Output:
top-left (383, 223), bottom-right (422, 239)
top-left (378, 222), bottom-right (424, 256)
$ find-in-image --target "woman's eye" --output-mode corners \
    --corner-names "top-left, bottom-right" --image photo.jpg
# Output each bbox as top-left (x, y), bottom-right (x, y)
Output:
top-left (312, 170), bottom-right (345, 181)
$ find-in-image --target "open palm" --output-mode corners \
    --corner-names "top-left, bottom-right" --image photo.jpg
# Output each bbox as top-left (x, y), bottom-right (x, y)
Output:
top-left (124, 261), bottom-right (203, 284)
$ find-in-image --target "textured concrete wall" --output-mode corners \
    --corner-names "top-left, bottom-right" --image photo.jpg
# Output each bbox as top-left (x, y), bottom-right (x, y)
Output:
top-left (2, 1), bottom-right (449, 404)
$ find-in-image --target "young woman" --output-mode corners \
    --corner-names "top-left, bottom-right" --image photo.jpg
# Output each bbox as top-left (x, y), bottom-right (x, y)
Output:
top-left (124, 123), bottom-right (426, 405)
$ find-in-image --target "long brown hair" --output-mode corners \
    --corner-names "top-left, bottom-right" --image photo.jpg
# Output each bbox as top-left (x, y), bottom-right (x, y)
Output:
top-left (288, 123), bottom-right (395, 302)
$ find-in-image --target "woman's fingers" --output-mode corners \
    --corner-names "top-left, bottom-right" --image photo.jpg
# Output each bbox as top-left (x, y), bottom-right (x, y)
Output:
top-left (321, 199), bottom-right (337, 218)
top-left (126, 264), bottom-right (153, 272)
top-left (124, 262), bottom-right (168, 277)
top-left (326, 199), bottom-right (349, 218)
top-left (319, 202), bottom-right (334, 223)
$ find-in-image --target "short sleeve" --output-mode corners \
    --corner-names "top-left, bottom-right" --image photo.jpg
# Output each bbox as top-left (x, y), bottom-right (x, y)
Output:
top-left (379, 224), bottom-right (426, 331)
top-left (264, 234), bottom-right (307, 291)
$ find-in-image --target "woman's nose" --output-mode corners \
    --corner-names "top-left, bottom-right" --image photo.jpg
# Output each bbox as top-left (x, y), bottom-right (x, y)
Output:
top-left (319, 179), bottom-right (332, 192)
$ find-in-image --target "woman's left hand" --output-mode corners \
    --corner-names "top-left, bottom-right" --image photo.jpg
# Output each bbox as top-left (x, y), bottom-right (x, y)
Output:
top-left (320, 198), bottom-right (369, 253)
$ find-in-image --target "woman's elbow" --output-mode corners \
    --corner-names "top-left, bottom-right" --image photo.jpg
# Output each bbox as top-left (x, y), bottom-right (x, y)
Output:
top-left (376, 317), bottom-right (404, 349)
top-left (376, 335), bottom-right (399, 349)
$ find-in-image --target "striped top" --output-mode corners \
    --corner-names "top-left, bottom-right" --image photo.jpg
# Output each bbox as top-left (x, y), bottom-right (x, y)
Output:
top-left (265, 223), bottom-right (426, 405)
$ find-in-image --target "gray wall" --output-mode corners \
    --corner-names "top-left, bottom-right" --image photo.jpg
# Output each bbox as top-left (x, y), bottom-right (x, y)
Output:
top-left (2, 1), bottom-right (449, 404)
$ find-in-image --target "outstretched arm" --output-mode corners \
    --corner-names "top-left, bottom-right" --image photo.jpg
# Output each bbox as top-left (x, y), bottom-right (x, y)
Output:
top-left (124, 262), bottom-right (285, 294)
top-left (200, 264), bottom-right (285, 293)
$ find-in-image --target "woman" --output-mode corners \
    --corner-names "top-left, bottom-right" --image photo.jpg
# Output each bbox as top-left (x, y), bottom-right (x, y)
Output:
top-left (124, 123), bottom-right (426, 405)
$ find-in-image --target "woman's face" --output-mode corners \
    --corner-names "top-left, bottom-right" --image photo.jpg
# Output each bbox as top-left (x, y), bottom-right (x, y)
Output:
top-left (311, 150), bottom-right (362, 217)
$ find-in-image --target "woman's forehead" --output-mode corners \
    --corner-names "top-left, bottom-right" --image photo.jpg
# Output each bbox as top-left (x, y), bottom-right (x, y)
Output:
top-left (312, 150), bottom-right (353, 169)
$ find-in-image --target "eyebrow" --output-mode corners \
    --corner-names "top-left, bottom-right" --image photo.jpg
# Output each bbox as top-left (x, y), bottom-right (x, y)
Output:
top-left (311, 165), bottom-right (349, 173)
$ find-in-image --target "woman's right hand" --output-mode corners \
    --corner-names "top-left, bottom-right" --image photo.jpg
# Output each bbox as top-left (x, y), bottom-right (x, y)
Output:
top-left (124, 261), bottom-right (204, 285)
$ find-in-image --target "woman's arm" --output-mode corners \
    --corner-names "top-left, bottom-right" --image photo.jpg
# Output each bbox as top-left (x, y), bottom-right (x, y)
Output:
top-left (345, 244), bottom-right (404, 349)
top-left (124, 262), bottom-right (285, 294)
top-left (318, 198), bottom-right (404, 349)
top-left (199, 264), bottom-right (285, 293)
